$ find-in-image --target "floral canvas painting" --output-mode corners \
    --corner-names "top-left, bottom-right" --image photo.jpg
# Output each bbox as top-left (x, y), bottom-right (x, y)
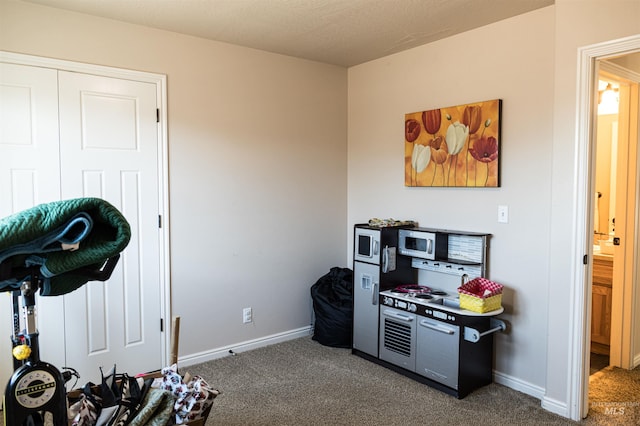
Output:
top-left (405, 99), bottom-right (502, 187)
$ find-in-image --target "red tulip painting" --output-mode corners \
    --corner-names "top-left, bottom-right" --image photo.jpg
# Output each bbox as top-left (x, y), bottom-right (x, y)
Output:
top-left (405, 99), bottom-right (501, 187)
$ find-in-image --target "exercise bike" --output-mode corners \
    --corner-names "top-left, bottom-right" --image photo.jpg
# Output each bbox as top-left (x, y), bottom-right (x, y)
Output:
top-left (0, 198), bottom-right (130, 426)
top-left (3, 258), bottom-right (119, 426)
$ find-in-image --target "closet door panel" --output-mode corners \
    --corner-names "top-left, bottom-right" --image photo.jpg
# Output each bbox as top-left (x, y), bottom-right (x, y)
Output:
top-left (57, 71), bottom-right (162, 383)
top-left (0, 63), bottom-right (65, 392)
top-left (0, 63), bottom-right (61, 213)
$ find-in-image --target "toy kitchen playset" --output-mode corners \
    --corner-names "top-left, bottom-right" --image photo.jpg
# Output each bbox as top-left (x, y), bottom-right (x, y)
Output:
top-left (352, 221), bottom-right (505, 399)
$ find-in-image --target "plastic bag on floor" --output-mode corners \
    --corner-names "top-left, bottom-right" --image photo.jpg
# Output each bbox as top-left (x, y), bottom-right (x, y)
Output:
top-left (310, 267), bottom-right (353, 348)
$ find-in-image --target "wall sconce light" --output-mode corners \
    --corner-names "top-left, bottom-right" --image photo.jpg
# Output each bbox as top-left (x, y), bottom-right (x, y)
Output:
top-left (598, 82), bottom-right (619, 115)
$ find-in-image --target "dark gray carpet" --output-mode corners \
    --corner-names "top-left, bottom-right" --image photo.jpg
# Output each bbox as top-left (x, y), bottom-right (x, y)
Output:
top-left (1, 337), bottom-right (637, 425)
top-left (186, 336), bottom-right (592, 425)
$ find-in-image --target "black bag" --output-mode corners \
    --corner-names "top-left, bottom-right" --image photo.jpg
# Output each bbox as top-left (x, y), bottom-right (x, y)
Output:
top-left (310, 267), bottom-right (353, 348)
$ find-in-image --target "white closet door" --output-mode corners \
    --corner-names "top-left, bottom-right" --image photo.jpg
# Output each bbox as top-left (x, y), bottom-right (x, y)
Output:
top-left (56, 70), bottom-right (163, 382)
top-left (0, 63), bottom-right (61, 212)
top-left (0, 63), bottom-right (65, 393)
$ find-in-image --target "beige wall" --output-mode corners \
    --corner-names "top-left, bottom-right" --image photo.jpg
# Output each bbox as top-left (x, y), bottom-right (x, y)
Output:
top-left (348, 6), bottom-right (555, 397)
top-left (0, 0), bottom-right (348, 358)
top-left (348, 0), bottom-right (639, 418)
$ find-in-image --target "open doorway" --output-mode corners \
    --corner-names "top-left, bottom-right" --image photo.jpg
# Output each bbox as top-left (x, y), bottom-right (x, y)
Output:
top-left (588, 57), bottom-right (640, 418)
top-left (599, 62), bottom-right (640, 375)
top-left (590, 75), bottom-right (618, 375)
top-left (570, 35), bottom-right (640, 421)
top-left (589, 67), bottom-right (638, 376)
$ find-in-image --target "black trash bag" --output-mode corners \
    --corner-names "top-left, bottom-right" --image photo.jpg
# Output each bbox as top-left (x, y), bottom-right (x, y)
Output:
top-left (310, 267), bottom-right (353, 348)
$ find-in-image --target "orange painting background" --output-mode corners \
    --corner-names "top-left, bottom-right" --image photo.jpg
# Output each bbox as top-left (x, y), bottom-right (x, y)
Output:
top-left (405, 99), bottom-right (501, 187)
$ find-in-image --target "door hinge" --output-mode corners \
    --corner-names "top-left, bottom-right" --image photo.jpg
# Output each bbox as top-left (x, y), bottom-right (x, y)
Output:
top-left (158, 215), bottom-right (162, 228)
top-left (160, 318), bottom-right (164, 332)
top-left (156, 108), bottom-right (160, 123)
top-left (583, 254), bottom-right (588, 265)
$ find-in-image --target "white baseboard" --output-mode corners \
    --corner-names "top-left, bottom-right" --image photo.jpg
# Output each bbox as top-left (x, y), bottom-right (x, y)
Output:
top-left (541, 396), bottom-right (569, 418)
top-left (634, 353), bottom-right (640, 369)
top-left (178, 326), bottom-right (313, 368)
top-left (493, 370), bottom-right (546, 400)
top-left (493, 370), bottom-right (569, 418)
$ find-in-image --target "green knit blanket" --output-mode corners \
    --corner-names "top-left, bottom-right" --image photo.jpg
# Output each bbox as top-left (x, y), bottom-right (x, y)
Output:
top-left (0, 198), bottom-right (131, 295)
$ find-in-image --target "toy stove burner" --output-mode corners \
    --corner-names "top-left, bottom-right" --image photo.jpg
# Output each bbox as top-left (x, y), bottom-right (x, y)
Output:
top-left (393, 284), bottom-right (431, 294)
top-left (414, 293), bottom-right (434, 300)
top-left (388, 285), bottom-right (449, 300)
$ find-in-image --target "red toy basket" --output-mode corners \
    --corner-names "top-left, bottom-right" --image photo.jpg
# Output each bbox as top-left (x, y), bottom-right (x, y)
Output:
top-left (457, 277), bottom-right (504, 313)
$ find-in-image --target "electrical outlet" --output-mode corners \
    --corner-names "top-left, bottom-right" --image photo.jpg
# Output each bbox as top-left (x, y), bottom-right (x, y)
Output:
top-left (243, 307), bottom-right (252, 324)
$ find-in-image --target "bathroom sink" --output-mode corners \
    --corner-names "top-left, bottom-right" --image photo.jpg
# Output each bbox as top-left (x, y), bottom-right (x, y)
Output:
top-left (599, 240), bottom-right (614, 255)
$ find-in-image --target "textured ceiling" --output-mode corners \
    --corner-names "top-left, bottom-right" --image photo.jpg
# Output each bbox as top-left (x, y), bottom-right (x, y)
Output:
top-left (25, 0), bottom-right (554, 67)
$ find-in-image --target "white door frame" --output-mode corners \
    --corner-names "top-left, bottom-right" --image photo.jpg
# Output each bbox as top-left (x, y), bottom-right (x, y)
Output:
top-left (0, 51), bottom-right (172, 367)
top-left (570, 35), bottom-right (640, 421)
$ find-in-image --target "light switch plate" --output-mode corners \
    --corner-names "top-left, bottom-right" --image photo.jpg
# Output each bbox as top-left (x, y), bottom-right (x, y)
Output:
top-left (498, 205), bottom-right (509, 223)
